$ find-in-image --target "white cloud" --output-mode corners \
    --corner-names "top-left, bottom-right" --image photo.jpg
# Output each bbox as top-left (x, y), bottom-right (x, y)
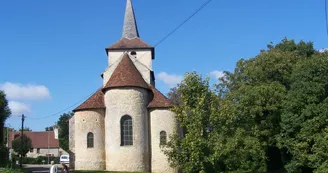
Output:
top-left (8, 101), bottom-right (31, 115)
top-left (319, 48), bottom-right (328, 53)
top-left (157, 72), bottom-right (183, 87)
top-left (210, 70), bottom-right (225, 80)
top-left (0, 82), bottom-right (51, 100)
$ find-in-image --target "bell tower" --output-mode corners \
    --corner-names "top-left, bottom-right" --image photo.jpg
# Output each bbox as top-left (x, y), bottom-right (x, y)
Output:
top-left (102, 0), bottom-right (155, 87)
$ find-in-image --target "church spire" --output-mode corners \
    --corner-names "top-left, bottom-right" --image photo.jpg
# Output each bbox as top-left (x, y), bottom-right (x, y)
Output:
top-left (122, 0), bottom-right (139, 39)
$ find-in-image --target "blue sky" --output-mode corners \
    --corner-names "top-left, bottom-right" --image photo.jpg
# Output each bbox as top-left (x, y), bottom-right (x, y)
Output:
top-left (1, 0), bottom-right (326, 131)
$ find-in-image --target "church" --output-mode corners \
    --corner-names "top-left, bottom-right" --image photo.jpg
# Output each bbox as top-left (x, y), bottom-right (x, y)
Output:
top-left (68, 0), bottom-right (178, 172)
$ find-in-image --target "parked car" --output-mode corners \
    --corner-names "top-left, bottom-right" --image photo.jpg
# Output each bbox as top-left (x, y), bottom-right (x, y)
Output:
top-left (60, 155), bottom-right (70, 164)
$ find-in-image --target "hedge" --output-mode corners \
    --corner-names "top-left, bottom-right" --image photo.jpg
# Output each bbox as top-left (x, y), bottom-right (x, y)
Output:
top-left (21, 156), bottom-right (60, 164)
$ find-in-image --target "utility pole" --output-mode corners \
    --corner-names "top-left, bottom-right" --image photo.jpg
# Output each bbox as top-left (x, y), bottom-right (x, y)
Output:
top-left (20, 114), bottom-right (25, 168)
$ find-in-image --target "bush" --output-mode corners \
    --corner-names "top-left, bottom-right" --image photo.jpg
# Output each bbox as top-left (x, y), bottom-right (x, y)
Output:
top-left (0, 168), bottom-right (32, 173)
top-left (21, 156), bottom-right (59, 164)
top-left (0, 146), bottom-right (8, 167)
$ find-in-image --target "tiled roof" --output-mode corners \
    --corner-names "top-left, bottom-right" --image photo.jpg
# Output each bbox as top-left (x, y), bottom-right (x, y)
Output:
top-left (106, 38), bottom-right (153, 50)
top-left (103, 54), bottom-right (150, 91)
top-left (8, 131), bottom-right (59, 148)
top-left (73, 88), bottom-right (105, 112)
top-left (148, 85), bottom-right (174, 109)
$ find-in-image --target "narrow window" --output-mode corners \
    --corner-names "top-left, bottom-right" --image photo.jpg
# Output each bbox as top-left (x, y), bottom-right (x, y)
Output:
top-left (121, 115), bottom-right (133, 146)
top-left (160, 131), bottom-right (167, 146)
top-left (87, 132), bottom-right (94, 148)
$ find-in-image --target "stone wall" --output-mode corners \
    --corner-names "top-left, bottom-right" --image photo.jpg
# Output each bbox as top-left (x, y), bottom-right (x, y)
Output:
top-left (150, 109), bottom-right (178, 173)
top-left (104, 88), bottom-right (150, 172)
top-left (69, 116), bottom-right (75, 169)
top-left (74, 109), bottom-right (106, 170)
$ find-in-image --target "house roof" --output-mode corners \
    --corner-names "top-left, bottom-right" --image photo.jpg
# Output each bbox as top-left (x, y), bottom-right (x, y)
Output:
top-left (148, 85), bottom-right (174, 109)
top-left (103, 54), bottom-right (150, 91)
top-left (8, 131), bottom-right (59, 149)
top-left (73, 88), bottom-right (105, 112)
top-left (106, 37), bottom-right (153, 50)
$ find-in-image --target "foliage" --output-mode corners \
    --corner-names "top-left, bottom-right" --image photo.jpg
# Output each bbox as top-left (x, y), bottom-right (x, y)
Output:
top-left (45, 126), bottom-right (54, 131)
top-left (164, 72), bottom-right (266, 173)
top-left (165, 38), bottom-right (328, 172)
top-left (11, 134), bottom-right (32, 157)
top-left (21, 156), bottom-right (60, 164)
top-left (57, 112), bottom-right (73, 151)
top-left (0, 168), bottom-right (32, 173)
top-left (18, 127), bottom-right (32, 132)
top-left (0, 91), bottom-right (11, 168)
top-left (167, 87), bottom-right (181, 106)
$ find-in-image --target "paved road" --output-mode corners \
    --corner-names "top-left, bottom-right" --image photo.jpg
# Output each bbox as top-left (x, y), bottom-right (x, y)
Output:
top-left (24, 164), bottom-right (62, 173)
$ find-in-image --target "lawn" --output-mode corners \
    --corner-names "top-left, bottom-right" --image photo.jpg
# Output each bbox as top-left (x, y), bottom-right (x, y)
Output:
top-left (71, 171), bottom-right (144, 173)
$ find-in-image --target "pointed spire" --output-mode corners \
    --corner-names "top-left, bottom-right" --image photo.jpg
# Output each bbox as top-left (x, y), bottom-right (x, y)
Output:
top-left (122, 0), bottom-right (139, 39)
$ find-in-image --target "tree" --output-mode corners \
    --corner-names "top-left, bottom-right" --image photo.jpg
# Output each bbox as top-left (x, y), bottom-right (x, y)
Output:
top-left (45, 126), bottom-right (54, 131)
top-left (164, 72), bottom-right (267, 173)
top-left (12, 134), bottom-right (32, 157)
top-left (277, 51), bottom-right (328, 173)
top-left (165, 38), bottom-right (324, 173)
top-left (0, 91), bottom-right (11, 145)
top-left (0, 90), bottom-right (11, 166)
top-left (216, 38), bottom-right (318, 172)
top-left (18, 127), bottom-right (32, 132)
top-left (167, 87), bottom-right (181, 106)
top-left (57, 112), bottom-right (73, 151)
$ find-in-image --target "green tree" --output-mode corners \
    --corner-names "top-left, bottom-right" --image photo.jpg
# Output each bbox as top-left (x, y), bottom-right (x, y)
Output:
top-left (0, 90), bottom-right (11, 166)
top-left (165, 38), bottom-right (322, 173)
top-left (0, 91), bottom-right (11, 145)
top-left (57, 112), bottom-right (73, 151)
top-left (164, 72), bottom-right (267, 173)
top-left (277, 51), bottom-right (328, 173)
top-left (18, 127), bottom-right (32, 132)
top-left (12, 134), bottom-right (32, 157)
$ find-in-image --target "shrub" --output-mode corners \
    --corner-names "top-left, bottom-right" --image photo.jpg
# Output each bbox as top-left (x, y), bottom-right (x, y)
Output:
top-left (0, 168), bottom-right (32, 173)
top-left (20, 156), bottom-right (59, 164)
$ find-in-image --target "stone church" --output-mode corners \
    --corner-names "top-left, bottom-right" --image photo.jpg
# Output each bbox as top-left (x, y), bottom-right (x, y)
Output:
top-left (69, 0), bottom-right (178, 172)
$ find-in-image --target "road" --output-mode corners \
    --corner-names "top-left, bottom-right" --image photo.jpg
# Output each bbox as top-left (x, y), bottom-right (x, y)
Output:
top-left (24, 164), bottom-right (62, 173)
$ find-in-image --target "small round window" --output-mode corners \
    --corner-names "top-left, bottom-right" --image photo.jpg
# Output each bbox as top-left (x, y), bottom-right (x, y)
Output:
top-left (130, 51), bottom-right (137, 57)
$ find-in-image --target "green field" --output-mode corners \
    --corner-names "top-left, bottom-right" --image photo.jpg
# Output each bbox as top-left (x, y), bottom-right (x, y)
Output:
top-left (71, 171), bottom-right (144, 173)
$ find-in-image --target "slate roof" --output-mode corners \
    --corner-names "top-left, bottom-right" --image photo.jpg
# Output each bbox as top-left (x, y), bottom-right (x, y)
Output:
top-left (122, 0), bottom-right (139, 39)
top-left (102, 54), bottom-right (150, 91)
top-left (106, 37), bottom-right (153, 50)
top-left (148, 85), bottom-right (174, 109)
top-left (8, 131), bottom-right (59, 148)
top-left (73, 88), bottom-right (105, 112)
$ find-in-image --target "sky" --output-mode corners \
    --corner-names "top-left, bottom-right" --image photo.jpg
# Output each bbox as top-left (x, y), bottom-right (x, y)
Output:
top-left (0, 0), bottom-right (327, 131)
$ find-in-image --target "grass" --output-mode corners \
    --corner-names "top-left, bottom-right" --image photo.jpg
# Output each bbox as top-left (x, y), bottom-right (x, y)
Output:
top-left (71, 171), bottom-right (144, 173)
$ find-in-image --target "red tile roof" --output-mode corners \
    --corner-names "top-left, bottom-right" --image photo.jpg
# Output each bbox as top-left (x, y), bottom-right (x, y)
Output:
top-left (73, 88), bottom-right (105, 112)
top-left (106, 37), bottom-right (153, 50)
top-left (148, 85), bottom-right (174, 109)
top-left (8, 131), bottom-right (59, 148)
top-left (103, 54), bottom-right (150, 91)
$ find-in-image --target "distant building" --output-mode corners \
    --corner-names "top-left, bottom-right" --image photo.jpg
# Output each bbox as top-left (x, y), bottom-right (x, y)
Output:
top-left (8, 129), bottom-right (68, 158)
top-left (69, 0), bottom-right (179, 172)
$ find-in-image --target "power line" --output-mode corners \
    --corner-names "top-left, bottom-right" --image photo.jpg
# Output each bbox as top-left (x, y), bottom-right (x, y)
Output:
top-left (154, 0), bottom-right (213, 47)
top-left (27, 0), bottom-right (213, 120)
top-left (26, 92), bottom-right (94, 120)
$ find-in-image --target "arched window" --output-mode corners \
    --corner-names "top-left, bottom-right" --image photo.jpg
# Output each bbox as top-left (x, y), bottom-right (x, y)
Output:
top-left (87, 132), bottom-right (94, 148)
top-left (121, 115), bottom-right (133, 146)
top-left (160, 131), bottom-right (167, 146)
